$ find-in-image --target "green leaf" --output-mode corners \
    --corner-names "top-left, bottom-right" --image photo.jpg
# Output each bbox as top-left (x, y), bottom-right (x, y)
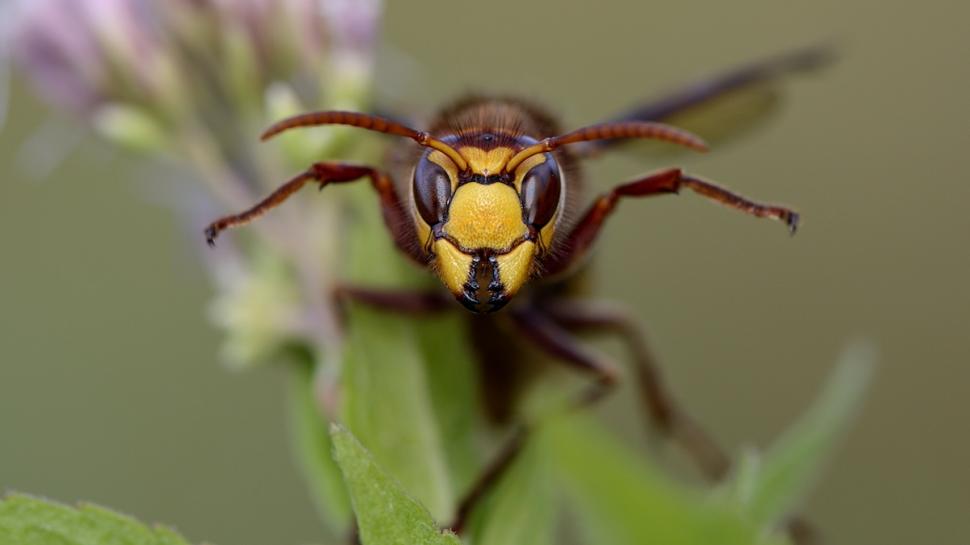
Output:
top-left (543, 416), bottom-right (786, 545)
top-left (469, 438), bottom-right (557, 545)
top-left (287, 358), bottom-right (352, 530)
top-left (0, 494), bottom-right (193, 545)
top-left (339, 183), bottom-right (454, 520)
top-left (734, 341), bottom-right (875, 526)
top-left (330, 425), bottom-right (461, 545)
top-left (340, 306), bottom-right (454, 521)
top-left (414, 314), bottom-right (481, 494)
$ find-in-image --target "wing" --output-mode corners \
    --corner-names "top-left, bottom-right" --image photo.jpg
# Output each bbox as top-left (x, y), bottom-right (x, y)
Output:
top-left (573, 44), bottom-right (835, 158)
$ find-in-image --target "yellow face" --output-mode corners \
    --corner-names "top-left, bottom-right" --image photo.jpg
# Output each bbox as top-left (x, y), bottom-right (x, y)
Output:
top-left (410, 142), bottom-right (564, 312)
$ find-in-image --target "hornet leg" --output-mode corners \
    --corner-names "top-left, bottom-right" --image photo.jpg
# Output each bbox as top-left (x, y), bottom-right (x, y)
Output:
top-left (204, 162), bottom-right (425, 263)
top-left (541, 167), bottom-right (798, 277)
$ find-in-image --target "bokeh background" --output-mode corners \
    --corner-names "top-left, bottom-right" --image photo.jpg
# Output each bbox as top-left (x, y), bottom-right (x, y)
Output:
top-left (1, 0), bottom-right (967, 544)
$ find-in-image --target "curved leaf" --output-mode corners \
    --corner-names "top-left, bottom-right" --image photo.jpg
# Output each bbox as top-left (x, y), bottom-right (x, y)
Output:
top-left (737, 342), bottom-right (875, 526)
top-left (0, 494), bottom-right (193, 545)
top-left (331, 425), bottom-right (460, 545)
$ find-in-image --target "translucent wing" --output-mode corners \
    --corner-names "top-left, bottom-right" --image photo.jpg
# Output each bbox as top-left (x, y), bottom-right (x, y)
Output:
top-left (573, 44), bottom-right (834, 158)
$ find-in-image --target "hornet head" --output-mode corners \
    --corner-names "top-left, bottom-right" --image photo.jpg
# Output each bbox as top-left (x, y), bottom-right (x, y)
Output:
top-left (410, 133), bottom-right (565, 312)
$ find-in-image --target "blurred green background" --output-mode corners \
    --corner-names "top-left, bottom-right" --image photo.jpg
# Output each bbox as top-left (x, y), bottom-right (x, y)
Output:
top-left (1, 0), bottom-right (967, 544)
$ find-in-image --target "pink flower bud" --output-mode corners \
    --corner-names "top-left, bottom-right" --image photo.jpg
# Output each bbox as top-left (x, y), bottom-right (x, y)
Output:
top-left (7, 0), bottom-right (108, 114)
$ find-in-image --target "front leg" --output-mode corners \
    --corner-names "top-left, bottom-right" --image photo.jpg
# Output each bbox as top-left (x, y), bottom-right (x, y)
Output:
top-left (204, 162), bottom-right (426, 264)
top-left (541, 167), bottom-right (799, 277)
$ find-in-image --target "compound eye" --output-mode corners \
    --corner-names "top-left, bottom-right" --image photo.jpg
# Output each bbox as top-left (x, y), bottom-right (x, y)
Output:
top-left (519, 157), bottom-right (561, 228)
top-left (413, 158), bottom-right (453, 225)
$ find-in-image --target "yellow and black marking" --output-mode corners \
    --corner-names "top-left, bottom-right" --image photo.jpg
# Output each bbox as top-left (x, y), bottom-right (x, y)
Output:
top-left (413, 128), bottom-right (565, 311)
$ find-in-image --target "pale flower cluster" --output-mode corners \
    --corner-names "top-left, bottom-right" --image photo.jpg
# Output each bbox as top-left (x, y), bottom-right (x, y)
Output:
top-left (4, 0), bottom-right (385, 369)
